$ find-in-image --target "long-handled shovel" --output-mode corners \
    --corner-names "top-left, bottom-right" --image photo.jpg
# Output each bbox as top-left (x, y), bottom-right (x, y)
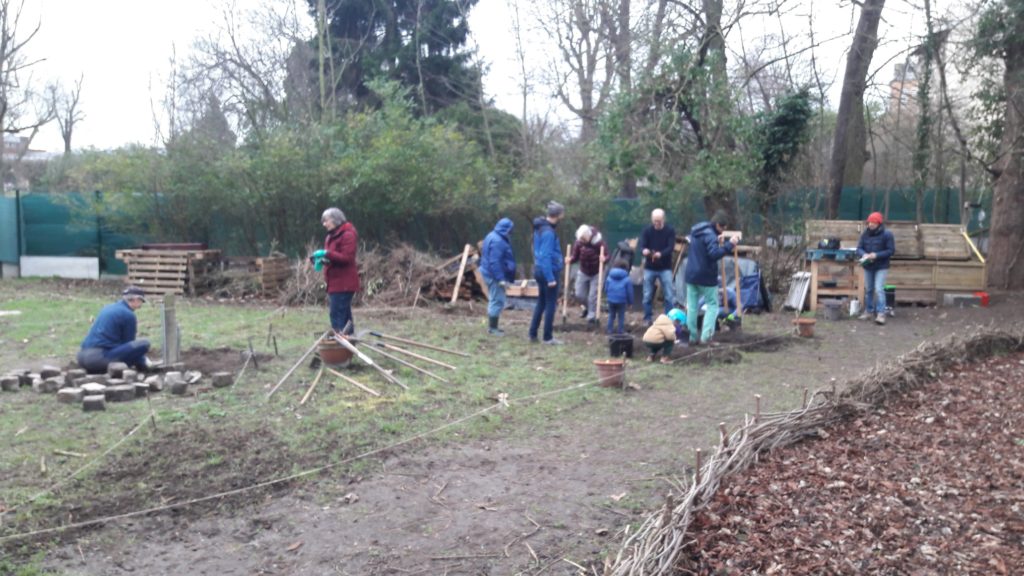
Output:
top-left (562, 243), bottom-right (571, 326)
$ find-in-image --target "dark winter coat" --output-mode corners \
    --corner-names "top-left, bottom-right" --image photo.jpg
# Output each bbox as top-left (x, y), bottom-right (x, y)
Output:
top-left (637, 224), bottom-right (677, 271)
top-left (81, 300), bottom-right (137, 350)
top-left (324, 221), bottom-right (361, 293)
top-left (604, 267), bottom-right (634, 306)
top-left (570, 232), bottom-right (609, 277)
top-left (482, 218), bottom-right (516, 283)
top-left (856, 225), bottom-right (896, 271)
top-left (684, 221), bottom-right (735, 287)
top-left (532, 216), bottom-right (564, 284)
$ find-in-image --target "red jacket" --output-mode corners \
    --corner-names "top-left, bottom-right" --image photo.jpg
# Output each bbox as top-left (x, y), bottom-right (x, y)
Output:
top-left (324, 222), bottom-right (360, 293)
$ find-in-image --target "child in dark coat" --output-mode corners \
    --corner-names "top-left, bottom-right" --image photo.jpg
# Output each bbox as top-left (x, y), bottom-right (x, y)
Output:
top-left (604, 259), bottom-right (633, 334)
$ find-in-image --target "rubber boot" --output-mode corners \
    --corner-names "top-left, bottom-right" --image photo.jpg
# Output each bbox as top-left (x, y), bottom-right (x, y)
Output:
top-left (488, 316), bottom-right (505, 336)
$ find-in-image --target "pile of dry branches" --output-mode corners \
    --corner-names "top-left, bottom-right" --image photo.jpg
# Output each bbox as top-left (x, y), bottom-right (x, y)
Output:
top-left (278, 243), bottom-right (450, 307)
top-left (608, 326), bottom-right (1024, 575)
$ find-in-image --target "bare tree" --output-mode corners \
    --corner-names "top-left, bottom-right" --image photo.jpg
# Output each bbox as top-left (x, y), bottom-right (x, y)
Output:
top-left (0, 0), bottom-right (54, 185)
top-left (48, 74), bottom-right (84, 155)
top-left (826, 0), bottom-right (885, 219)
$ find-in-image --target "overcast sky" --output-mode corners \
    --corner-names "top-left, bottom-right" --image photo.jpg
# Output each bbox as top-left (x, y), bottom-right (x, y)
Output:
top-left (24, 0), bottom-right (930, 153)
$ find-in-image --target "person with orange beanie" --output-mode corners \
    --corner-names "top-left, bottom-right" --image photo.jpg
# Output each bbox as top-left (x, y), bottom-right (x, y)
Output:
top-left (856, 212), bottom-right (895, 325)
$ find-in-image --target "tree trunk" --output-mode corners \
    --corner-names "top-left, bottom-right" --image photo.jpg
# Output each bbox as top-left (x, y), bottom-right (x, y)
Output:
top-left (615, 0), bottom-right (637, 198)
top-left (988, 24), bottom-right (1024, 290)
top-left (700, 0), bottom-right (739, 225)
top-left (827, 0), bottom-right (885, 219)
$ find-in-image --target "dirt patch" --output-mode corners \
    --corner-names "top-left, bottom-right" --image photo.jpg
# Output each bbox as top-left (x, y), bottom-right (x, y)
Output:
top-left (678, 351), bottom-right (1024, 574)
top-left (173, 346), bottom-right (272, 375)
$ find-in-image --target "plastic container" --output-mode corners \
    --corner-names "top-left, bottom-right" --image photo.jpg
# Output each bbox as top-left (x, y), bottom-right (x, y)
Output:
top-left (974, 291), bottom-right (990, 307)
top-left (608, 334), bottom-right (634, 358)
top-left (594, 359), bottom-right (626, 388)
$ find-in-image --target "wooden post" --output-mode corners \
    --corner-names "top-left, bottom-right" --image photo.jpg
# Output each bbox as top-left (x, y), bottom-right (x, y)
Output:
top-left (720, 258), bottom-right (728, 313)
top-left (695, 448), bottom-right (702, 486)
top-left (161, 294), bottom-right (179, 365)
top-left (733, 245), bottom-right (743, 316)
top-left (595, 245), bottom-right (605, 322)
top-left (450, 244), bottom-right (472, 304)
top-left (562, 243), bottom-right (571, 323)
top-left (754, 393), bottom-right (761, 423)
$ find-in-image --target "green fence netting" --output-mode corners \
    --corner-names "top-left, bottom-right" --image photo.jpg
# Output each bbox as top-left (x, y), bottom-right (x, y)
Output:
top-left (0, 195), bottom-right (17, 264)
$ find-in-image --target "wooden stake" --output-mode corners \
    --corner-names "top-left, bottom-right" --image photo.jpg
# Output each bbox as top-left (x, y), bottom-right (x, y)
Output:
top-left (718, 422), bottom-right (729, 448)
top-left (802, 388), bottom-right (809, 409)
top-left (562, 243), bottom-right (571, 324)
top-left (661, 493), bottom-right (674, 528)
top-left (53, 449), bottom-right (87, 459)
top-left (364, 344), bottom-right (450, 383)
top-left (378, 342), bottom-right (456, 371)
top-left (368, 331), bottom-right (469, 358)
top-left (595, 244), bottom-right (605, 322)
top-left (248, 336), bottom-right (259, 371)
top-left (267, 331), bottom-right (329, 399)
top-left (695, 448), bottom-right (702, 486)
top-left (326, 367), bottom-right (380, 397)
top-left (300, 366), bottom-right (325, 405)
top-left (450, 244), bottom-right (472, 304)
top-left (720, 257), bottom-right (728, 314)
top-left (733, 244), bottom-right (743, 316)
top-left (755, 393), bottom-right (761, 423)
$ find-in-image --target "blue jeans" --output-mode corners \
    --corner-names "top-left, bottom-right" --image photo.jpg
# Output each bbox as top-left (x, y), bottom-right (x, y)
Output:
top-left (686, 283), bottom-right (720, 344)
top-left (863, 268), bottom-right (889, 314)
top-left (642, 268), bottom-right (675, 321)
top-left (607, 302), bottom-right (626, 334)
top-left (77, 339), bottom-right (151, 373)
top-left (529, 273), bottom-right (560, 341)
top-left (329, 292), bottom-right (355, 334)
top-left (485, 276), bottom-right (507, 319)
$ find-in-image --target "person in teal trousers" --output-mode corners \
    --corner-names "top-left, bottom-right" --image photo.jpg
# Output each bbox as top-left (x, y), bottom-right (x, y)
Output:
top-left (683, 211), bottom-right (739, 345)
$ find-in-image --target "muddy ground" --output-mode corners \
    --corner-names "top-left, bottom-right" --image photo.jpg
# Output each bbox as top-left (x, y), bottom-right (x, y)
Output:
top-left (31, 292), bottom-right (1024, 575)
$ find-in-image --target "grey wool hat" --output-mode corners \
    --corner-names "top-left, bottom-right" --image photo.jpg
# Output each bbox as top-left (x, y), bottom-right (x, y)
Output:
top-left (122, 286), bottom-right (147, 302)
top-left (546, 201), bottom-right (565, 217)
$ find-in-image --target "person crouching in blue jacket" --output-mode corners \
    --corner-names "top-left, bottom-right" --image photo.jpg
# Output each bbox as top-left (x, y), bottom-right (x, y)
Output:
top-left (77, 286), bottom-right (154, 374)
top-left (481, 217), bottom-right (516, 336)
top-left (604, 259), bottom-right (633, 334)
top-left (857, 211), bottom-right (895, 325)
top-left (529, 201), bottom-right (566, 345)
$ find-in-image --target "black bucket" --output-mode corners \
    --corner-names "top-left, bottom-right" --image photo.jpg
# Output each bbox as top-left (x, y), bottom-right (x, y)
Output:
top-left (608, 334), bottom-right (634, 358)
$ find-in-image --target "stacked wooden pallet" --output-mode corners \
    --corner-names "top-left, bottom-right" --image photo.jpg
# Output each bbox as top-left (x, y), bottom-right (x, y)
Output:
top-left (256, 255), bottom-right (291, 295)
top-left (115, 249), bottom-right (222, 295)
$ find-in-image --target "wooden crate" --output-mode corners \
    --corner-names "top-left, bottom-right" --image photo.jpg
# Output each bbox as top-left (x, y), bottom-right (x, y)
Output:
top-left (256, 255), bottom-right (291, 295)
top-left (921, 225), bottom-right (970, 260)
top-left (887, 259), bottom-right (986, 303)
top-left (115, 249), bottom-right (222, 295)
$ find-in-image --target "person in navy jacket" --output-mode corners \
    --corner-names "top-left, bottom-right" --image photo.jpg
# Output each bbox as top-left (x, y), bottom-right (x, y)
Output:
top-left (637, 208), bottom-right (677, 324)
top-left (684, 210), bottom-right (738, 345)
top-left (856, 211), bottom-right (896, 325)
top-left (481, 217), bottom-right (516, 336)
top-left (77, 286), bottom-right (153, 374)
top-left (528, 201), bottom-right (565, 344)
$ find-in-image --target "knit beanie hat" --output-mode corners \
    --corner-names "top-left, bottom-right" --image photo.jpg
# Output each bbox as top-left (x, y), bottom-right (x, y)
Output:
top-left (867, 212), bottom-right (883, 224)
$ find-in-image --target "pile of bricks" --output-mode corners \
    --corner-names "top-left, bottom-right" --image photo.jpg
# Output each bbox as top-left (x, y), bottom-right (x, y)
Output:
top-left (1, 362), bottom-right (233, 411)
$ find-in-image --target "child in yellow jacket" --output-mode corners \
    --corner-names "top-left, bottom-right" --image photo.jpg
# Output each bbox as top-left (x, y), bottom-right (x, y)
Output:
top-left (642, 308), bottom-right (686, 364)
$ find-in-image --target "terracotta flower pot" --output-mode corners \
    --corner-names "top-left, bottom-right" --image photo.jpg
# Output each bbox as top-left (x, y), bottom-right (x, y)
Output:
top-left (594, 358), bottom-right (627, 388)
top-left (318, 337), bottom-right (354, 366)
top-left (792, 317), bottom-right (816, 338)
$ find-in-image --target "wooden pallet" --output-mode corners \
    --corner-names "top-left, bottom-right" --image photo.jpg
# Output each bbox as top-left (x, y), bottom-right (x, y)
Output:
top-left (115, 249), bottom-right (222, 295)
top-left (256, 256), bottom-right (291, 295)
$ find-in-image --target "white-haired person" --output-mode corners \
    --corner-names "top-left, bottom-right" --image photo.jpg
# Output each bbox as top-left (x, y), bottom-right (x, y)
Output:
top-left (566, 224), bottom-right (609, 323)
top-left (77, 286), bottom-right (155, 374)
top-left (310, 207), bottom-right (360, 335)
top-left (638, 208), bottom-right (677, 324)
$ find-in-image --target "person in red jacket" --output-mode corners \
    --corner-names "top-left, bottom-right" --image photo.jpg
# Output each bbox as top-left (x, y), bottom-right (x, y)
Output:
top-left (316, 207), bottom-right (360, 335)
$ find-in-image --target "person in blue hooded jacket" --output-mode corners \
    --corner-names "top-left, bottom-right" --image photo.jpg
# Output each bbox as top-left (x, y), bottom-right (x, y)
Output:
top-left (604, 259), bottom-right (633, 334)
top-left (481, 217), bottom-right (516, 336)
top-left (528, 201), bottom-right (566, 344)
top-left (856, 211), bottom-right (896, 325)
top-left (684, 210), bottom-right (739, 345)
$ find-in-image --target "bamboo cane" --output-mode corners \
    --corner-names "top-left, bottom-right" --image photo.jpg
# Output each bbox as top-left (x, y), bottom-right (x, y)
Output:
top-left (331, 334), bottom-right (406, 390)
top-left (562, 243), bottom-right (571, 324)
top-left (733, 244), bottom-right (743, 316)
top-left (364, 344), bottom-right (450, 383)
top-left (595, 245), bottom-right (605, 322)
top-left (266, 331), bottom-right (330, 400)
top-left (378, 342), bottom-right (456, 371)
top-left (300, 366), bottom-right (325, 405)
top-left (325, 367), bottom-right (380, 397)
top-left (367, 331), bottom-right (470, 358)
